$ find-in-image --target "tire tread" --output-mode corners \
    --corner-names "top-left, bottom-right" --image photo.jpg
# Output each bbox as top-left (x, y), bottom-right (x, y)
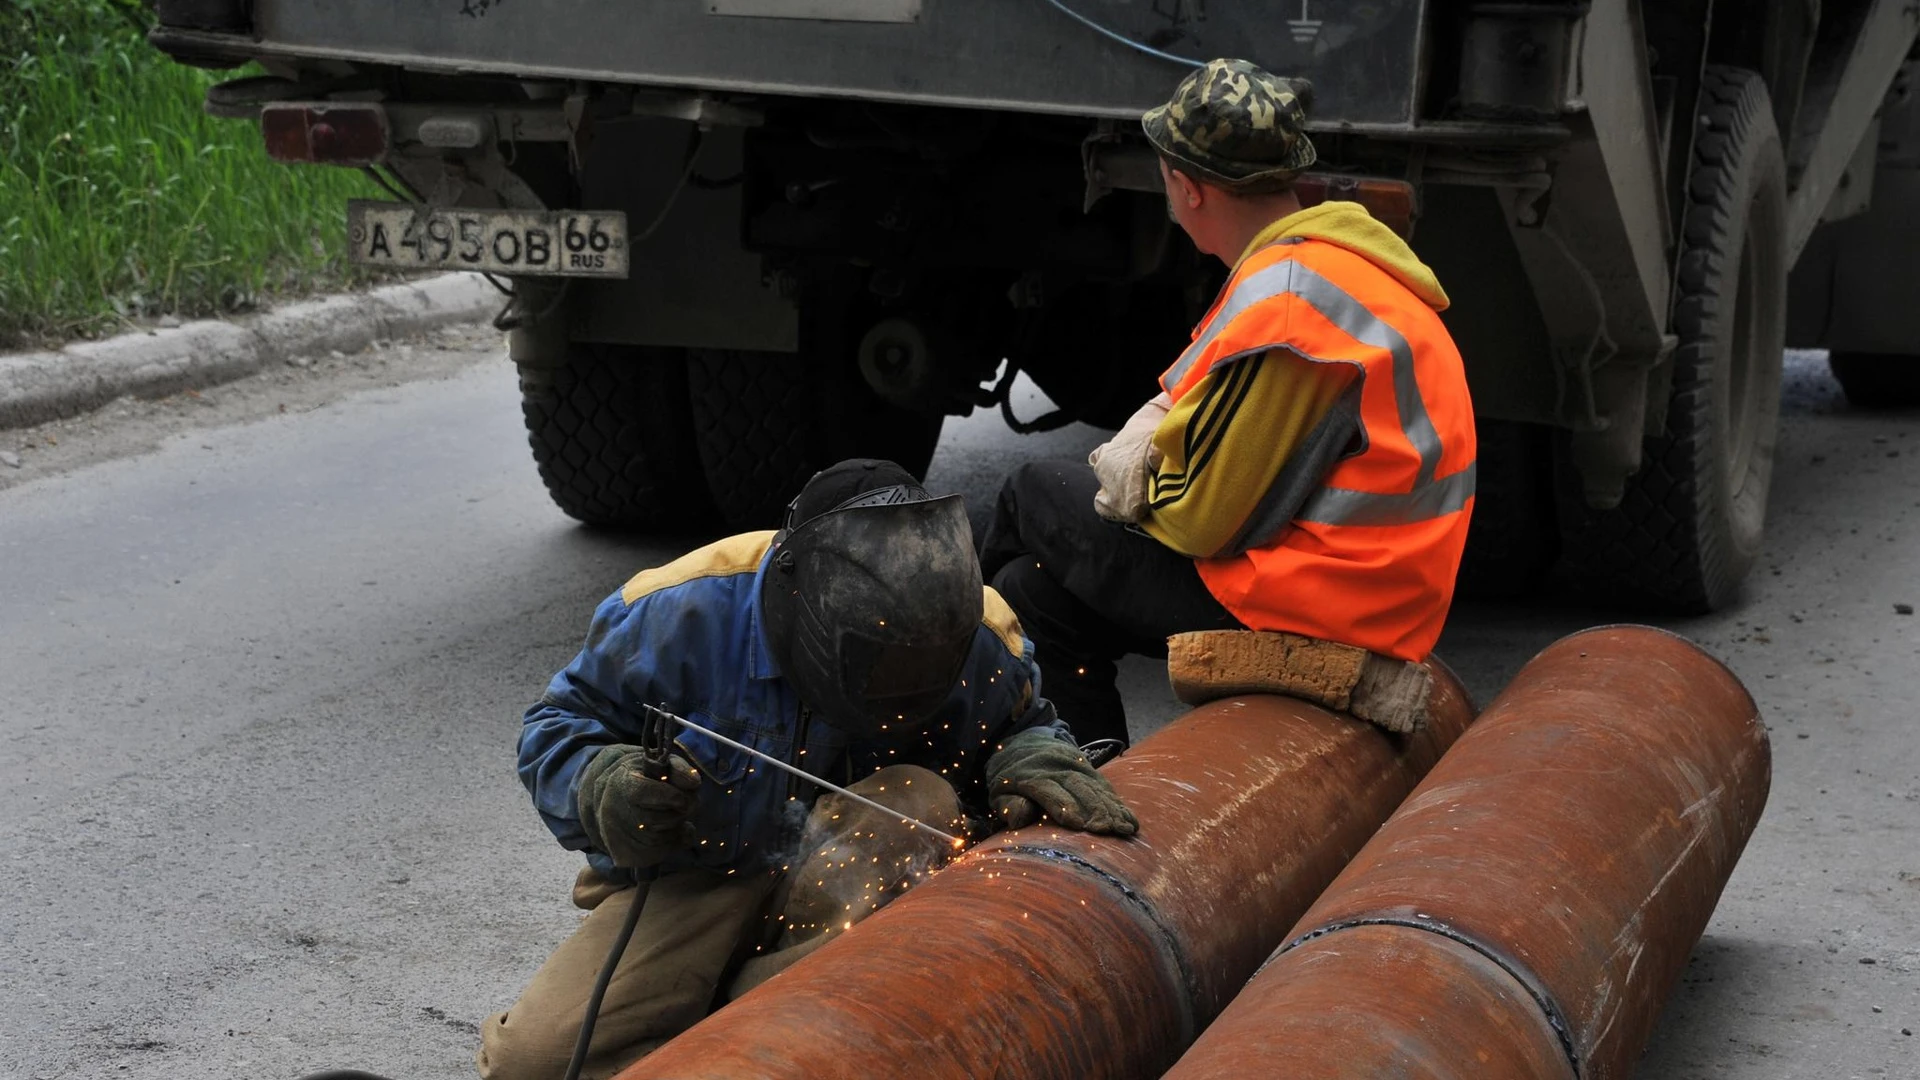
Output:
top-left (519, 344), bottom-right (712, 528)
top-left (1558, 65), bottom-right (1785, 611)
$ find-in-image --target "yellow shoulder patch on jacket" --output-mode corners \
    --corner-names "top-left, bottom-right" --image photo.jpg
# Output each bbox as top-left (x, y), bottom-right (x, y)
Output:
top-left (621, 531), bottom-right (778, 605)
top-left (981, 586), bottom-right (1027, 658)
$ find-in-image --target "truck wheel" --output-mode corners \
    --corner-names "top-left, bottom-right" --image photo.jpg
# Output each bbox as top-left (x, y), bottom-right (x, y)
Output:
top-left (688, 348), bottom-right (944, 529)
top-left (1828, 352), bottom-right (1920, 409)
top-left (1559, 66), bottom-right (1787, 611)
top-left (517, 344), bottom-right (716, 529)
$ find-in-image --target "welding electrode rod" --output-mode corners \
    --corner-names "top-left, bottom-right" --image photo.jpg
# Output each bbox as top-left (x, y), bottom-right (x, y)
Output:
top-left (658, 711), bottom-right (965, 848)
top-left (1160, 626), bottom-right (1772, 1080)
top-left (615, 668), bottom-right (1479, 1080)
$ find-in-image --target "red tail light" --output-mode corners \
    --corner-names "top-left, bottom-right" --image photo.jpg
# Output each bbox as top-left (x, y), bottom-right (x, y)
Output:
top-left (260, 103), bottom-right (391, 167)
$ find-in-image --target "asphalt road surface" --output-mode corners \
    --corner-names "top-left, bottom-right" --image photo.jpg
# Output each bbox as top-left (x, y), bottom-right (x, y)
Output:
top-left (1, 331), bottom-right (1914, 1079)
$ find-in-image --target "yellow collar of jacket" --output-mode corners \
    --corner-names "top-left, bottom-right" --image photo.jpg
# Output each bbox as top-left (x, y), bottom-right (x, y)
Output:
top-left (1235, 202), bottom-right (1451, 312)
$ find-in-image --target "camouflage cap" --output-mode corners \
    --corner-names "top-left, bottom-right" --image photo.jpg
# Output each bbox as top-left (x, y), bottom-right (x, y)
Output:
top-left (1143, 59), bottom-right (1316, 191)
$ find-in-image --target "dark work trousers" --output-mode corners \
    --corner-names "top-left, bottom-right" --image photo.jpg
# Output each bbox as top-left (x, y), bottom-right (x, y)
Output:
top-left (979, 460), bottom-right (1244, 748)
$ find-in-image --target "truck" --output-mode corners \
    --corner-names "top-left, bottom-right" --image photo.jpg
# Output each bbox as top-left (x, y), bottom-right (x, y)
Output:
top-left (149, 0), bottom-right (1920, 611)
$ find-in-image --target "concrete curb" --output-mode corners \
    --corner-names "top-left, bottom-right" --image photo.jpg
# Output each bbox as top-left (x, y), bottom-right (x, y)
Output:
top-left (0, 273), bottom-right (500, 431)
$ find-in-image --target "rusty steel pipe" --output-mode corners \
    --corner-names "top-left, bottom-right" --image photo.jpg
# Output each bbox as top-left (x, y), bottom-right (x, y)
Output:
top-left (616, 666), bottom-right (1477, 1080)
top-left (1163, 625), bottom-right (1772, 1080)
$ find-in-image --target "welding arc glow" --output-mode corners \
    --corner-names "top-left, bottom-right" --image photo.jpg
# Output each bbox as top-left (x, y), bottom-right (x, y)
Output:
top-left (652, 708), bottom-right (966, 848)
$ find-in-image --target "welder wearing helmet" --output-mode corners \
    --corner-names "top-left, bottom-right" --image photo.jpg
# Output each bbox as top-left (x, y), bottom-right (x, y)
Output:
top-left (479, 459), bottom-right (1136, 1080)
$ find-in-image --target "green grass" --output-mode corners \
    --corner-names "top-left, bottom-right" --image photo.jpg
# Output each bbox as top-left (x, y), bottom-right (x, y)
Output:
top-left (0, 0), bottom-right (386, 346)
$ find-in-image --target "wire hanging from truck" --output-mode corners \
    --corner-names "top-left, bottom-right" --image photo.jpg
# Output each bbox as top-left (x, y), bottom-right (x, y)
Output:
top-left (1038, 0), bottom-right (1205, 68)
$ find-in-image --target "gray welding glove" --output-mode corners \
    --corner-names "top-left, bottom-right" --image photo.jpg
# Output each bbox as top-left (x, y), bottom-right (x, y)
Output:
top-left (985, 728), bottom-right (1139, 837)
top-left (576, 744), bottom-right (702, 869)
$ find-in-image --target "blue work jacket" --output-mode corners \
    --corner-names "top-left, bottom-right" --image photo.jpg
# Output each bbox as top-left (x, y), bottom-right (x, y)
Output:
top-left (518, 531), bottom-right (1072, 881)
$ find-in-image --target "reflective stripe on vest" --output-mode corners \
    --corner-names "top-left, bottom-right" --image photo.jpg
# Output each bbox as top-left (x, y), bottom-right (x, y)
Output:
top-left (1164, 252), bottom-right (1470, 528)
top-left (1298, 460), bottom-right (1477, 526)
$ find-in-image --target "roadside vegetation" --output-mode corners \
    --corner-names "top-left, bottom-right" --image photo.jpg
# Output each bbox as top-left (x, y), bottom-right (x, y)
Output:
top-left (0, 0), bottom-right (384, 347)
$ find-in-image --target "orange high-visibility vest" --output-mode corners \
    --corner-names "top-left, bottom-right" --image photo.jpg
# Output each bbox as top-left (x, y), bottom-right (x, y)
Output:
top-left (1160, 236), bottom-right (1476, 661)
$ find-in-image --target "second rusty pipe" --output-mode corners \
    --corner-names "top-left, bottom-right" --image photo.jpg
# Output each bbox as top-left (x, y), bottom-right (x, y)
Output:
top-left (616, 666), bottom-right (1477, 1080)
top-left (1162, 625), bottom-right (1772, 1079)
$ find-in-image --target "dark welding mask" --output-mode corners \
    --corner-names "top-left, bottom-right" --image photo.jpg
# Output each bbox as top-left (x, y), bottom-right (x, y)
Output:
top-left (760, 467), bottom-right (981, 738)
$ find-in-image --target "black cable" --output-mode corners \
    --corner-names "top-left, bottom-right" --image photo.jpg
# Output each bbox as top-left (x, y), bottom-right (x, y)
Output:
top-left (360, 165), bottom-right (411, 204)
top-left (562, 877), bottom-right (654, 1080)
top-left (378, 163), bottom-right (427, 203)
top-left (993, 359), bottom-right (1077, 434)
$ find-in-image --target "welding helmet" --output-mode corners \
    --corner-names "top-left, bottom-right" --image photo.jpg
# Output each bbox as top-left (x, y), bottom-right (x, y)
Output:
top-left (761, 459), bottom-right (982, 737)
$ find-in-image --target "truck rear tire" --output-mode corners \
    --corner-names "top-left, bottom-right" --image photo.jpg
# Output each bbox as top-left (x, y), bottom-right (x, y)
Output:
top-left (1828, 351), bottom-right (1920, 409)
top-left (1558, 66), bottom-right (1788, 612)
top-left (518, 344), bottom-right (716, 529)
top-left (689, 348), bottom-right (944, 529)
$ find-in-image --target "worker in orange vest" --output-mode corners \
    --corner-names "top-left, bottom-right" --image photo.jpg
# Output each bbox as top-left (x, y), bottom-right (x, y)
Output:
top-left (981, 59), bottom-right (1477, 751)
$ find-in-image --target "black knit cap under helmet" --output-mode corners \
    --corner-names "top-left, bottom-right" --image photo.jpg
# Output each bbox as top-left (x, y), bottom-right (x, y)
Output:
top-left (761, 459), bottom-right (982, 737)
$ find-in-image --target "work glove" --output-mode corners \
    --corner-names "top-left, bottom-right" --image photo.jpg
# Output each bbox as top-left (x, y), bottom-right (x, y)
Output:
top-left (1089, 392), bottom-right (1170, 523)
top-left (985, 729), bottom-right (1139, 836)
top-left (575, 744), bottom-right (702, 870)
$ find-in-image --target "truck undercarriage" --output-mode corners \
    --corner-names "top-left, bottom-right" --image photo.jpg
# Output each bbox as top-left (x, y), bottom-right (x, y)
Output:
top-left (152, 0), bottom-right (1920, 609)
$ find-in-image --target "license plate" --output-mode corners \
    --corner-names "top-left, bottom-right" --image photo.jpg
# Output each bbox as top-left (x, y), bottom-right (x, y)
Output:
top-left (346, 201), bottom-right (629, 279)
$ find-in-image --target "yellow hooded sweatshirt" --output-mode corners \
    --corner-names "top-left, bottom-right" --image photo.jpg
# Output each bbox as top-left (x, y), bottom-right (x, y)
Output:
top-left (1140, 201), bottom-right (1450, 559)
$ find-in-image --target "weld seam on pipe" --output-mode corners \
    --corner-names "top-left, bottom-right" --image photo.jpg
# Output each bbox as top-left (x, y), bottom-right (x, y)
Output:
top-left (617, 680), bottom-right (1484, 1080)
top-left (998, 844), bottom-right (1200, 1045)
top-left (1274, 916), bottom-right (1580, 1075)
